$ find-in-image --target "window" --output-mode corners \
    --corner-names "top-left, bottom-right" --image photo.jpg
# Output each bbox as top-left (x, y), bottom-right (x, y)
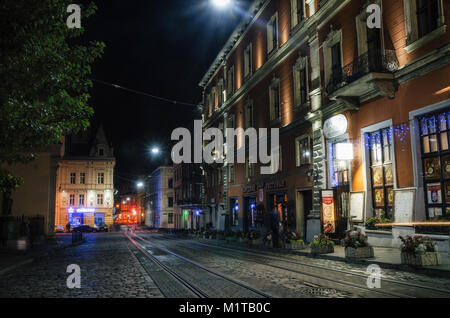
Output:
top-left (98, 173), bottom-right (105, 185)
top-left (404, 0), bottom-right (444, 52)
top-left (168, 197), bottom-right (174, 208)
top-left (211, 87), bottom-right (217, 111)
top-left (79, 194), bottom-right (85, 206)
top-left (293, 57), bottom-right (309, 107)
top-left (70, 173), bottom-right (76, 185)
top-left (269, 80), bottom-right (281, 121)
top-left (416, 0), bottom-right (439, 38)
top-left (246, 160), bottom-right (255, 178)
top-left (218, 79), bottom-right (224, 107)
top-left (331, 42), bottom-right (342, 75)
top-left (98, 148), bottom-right (104, 157)
top-left (267, 14), bottom-right (278, 54)
top-left (296, 136), bottom-right (312, 166)
top-left (245, 101), bottom-right (253, 129)
top-left (227, 66), bottom-right (235, 97)
top-left (168, 178), bottom-right (173, 189)
top-left (244, 43), bottom-right (252, 78)
top-left (79, 173), bottom-right (85, 185)
top-left (69, 194), bottom-right (75, 206)
top-left (97, 194), bottom-right (104, 205)
top-left (419, 109), bottom-right (450, 220)
top-left (229, 164), bottom-right (235, 183)
top-left (291, 0), bottom-right (305, 28)
top-left (367, 128), bottom-right (394, 219)
top-left (168, 213), bottom-right (174, 224)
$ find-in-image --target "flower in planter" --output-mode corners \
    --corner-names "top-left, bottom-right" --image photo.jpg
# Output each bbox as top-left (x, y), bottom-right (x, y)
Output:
top-left (344, 230), bottom-right (369, 248)
top-left (399, 235), bottom-right (437, 255)
top-left (286, 230), bottom-right (303, 244)
top-left (309, 234), bottom-right (334, 248)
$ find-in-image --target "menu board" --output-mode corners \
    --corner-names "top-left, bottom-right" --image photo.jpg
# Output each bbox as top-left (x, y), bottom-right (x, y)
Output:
top-left (322, 190), bottom-right (336, 234)
top-left (393, 188), bottom-right (416, 224)
top-left (349, 192), bottom-right (365, 222)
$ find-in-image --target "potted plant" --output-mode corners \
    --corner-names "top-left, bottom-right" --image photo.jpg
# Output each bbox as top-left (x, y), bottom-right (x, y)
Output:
top-left (285, 230), bottom-right (305, 250)
top-left (399, 235), bottom-right (441, 266)
top-left (263, 232), bottom-right (273, 247)
top-left (247, 229), bottom-right (262, 246)
top-left (344, 230), bottom-right (374, 259)
top-left (309, 234), bottom-right (335, 255)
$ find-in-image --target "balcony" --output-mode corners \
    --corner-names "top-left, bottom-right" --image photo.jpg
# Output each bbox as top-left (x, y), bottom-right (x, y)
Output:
top-left (326, 50), bottom-right (400, 107)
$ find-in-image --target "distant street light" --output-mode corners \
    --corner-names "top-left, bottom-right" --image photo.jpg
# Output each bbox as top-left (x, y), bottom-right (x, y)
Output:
top-left (211, 0), bottom-right (231, 8)
top-left (151, 147), bottom-right (160, 155)
top-left (137, 182), bottom-right (144, 189)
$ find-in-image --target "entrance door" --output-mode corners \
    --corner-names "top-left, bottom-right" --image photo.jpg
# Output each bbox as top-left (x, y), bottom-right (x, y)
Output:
top-left (296, 190), bottom-right (312, 240)
top-left (244, 196), bottom-right (257, 232)
top-left (95, 213), bottom-right (105, 225)
top-left (69, 213), bottom-right (83, 227)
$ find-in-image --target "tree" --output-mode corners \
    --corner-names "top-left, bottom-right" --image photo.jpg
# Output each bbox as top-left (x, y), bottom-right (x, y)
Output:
top-left (0, 0), bottom-right (105, 215)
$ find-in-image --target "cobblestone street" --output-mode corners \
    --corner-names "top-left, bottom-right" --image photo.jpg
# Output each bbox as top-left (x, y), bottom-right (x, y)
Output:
top-left (1, 231), bottom-right (450, 298)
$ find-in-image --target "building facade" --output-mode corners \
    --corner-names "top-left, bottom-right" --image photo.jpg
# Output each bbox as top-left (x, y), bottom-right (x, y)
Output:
top-left (55, 126), bottom-right (115, 229)
top-left (145, 167), bottom-right (174, 229)
top-left (200, 0), bottom-right (450, 249)
top-left (174, 162), bottom-right (204, 229)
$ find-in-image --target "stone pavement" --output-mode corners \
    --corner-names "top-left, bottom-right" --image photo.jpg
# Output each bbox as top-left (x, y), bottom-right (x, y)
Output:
top-left (0, 233), bottom-right (163, 298)
top-left (0, 233), bottom-right (74, 276)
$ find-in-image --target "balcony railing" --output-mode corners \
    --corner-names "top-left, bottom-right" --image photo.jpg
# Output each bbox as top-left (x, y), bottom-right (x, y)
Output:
top-left (326, 49), bottom-right (400, 95)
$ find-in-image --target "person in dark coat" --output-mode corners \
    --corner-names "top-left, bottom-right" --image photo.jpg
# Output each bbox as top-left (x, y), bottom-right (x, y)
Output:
top-left (269, 207), bottom-right (281, 248)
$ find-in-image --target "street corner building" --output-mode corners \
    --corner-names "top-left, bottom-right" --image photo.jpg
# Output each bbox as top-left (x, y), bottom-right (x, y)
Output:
top-left (145, 166), bottom-right (174, 229)
top-left (55, 125), bottom-right (116, 229)
top-left (199, 0), bottom-right (450, 250)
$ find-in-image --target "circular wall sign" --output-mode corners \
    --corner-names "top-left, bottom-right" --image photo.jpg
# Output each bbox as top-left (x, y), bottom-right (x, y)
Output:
top-left (323, 114), bottom-right (348, 139)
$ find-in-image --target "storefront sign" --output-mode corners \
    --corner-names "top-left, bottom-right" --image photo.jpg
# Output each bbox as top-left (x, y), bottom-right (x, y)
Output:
top-left (335, 143), bottom-right (354, 160)
top-left (266, 180), bottom-right (287, 191)
top-left (322, 190), bottom-right (336, 234)
top-left (394, 188), bottom-right (415, 223)
top-left (323, 115), bottom-right (348, 139)
top-left (243, 184), bottom-right (257, 193)
top-left (68, 208), bottom-right (96, 213)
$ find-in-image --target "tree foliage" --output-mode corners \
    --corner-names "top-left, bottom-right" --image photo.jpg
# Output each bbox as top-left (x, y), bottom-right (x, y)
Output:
top-left (0, 0), bottom-right (104, 202)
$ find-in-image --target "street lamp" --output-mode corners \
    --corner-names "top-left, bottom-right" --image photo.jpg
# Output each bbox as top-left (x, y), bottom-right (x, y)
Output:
top-left (211, 0), bottom-right (232, 8)
top-left (151, 147), bottom-right (160, 155)
top-left (137, 182), bottom-right (144, 189)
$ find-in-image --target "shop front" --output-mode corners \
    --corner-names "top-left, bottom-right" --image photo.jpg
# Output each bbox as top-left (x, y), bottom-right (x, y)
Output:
top-left (323, 115), bottom-right (352, 238)
top-left (266, 180), bottom-right (296, 234)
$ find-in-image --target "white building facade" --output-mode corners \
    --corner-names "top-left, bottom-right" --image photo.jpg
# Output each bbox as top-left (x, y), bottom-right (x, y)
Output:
top-left (145, 167), bottom-right (174, 229)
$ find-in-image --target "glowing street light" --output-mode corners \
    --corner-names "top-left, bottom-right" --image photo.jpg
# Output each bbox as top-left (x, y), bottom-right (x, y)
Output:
top-left (151, 147), bottom-right (160, 155)
top-left (211, 0), bottom-right (231, 8)
top-left (137, 182), bottom-right (144, 189)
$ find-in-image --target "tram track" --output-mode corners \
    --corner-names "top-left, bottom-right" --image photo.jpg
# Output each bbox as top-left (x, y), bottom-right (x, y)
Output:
top-left (143, 233), bottom-right (450, 298)
top-left (126, 232), bottom-right (273, 298)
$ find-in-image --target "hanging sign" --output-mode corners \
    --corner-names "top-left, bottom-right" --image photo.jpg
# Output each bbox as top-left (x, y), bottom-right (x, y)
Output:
top-left (322, 190), bottom-right (336, 234)
top-left (323, 114), bottom-right (348, 139)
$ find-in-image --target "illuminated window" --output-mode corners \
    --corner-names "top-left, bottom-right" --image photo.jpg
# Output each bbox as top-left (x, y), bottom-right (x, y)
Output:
top-left (366, 128), bottom-right (394, 219)
top-left (296, 136), bottom-right (312, 166)
top-left (420, 109), bottom-right (450, 220)
top-left (97, 194), bottom-right (104, 205)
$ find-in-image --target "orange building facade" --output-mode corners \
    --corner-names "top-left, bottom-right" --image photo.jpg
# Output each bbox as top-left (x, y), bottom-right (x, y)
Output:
top-left (199, 0), bottom-right (450, 250)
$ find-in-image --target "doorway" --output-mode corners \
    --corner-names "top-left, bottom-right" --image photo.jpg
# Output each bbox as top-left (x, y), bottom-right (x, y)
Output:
top-left (296, 190), bottom-right (312, 241)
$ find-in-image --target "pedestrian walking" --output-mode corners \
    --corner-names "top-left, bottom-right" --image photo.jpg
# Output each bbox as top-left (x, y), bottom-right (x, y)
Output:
top-left (269, 207), bottom-right (281, 248)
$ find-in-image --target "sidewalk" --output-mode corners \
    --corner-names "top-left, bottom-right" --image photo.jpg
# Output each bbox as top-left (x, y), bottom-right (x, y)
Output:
top-left (193, 237), bottom-right (450, 278)
top-left (0, 233), bottom-right (75, 276)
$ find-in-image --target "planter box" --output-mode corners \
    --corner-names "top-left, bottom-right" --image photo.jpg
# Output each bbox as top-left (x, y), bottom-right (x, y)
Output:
top-left (401, 252), bottom-right (441, 266)
top-left (345, 246), bottom-right (374, 259)
top-left (248, 238), bottom-right (263, 246)
top-left (285, 241), bottom-right (306, 250)
top-left (311, 245), bottom-right (334, 255)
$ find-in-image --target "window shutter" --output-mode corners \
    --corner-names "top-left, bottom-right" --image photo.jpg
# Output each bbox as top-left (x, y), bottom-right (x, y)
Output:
top-left (323, 46), bottom-right (332, 87)
top-left (267, 21), bottom-right (273, 53)
top-left (291, 0), bottom-right (298, 28)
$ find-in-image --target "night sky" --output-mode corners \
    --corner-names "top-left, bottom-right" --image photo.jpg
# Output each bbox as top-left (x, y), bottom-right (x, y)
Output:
top-left (81, 0), bottom-right (252, 186)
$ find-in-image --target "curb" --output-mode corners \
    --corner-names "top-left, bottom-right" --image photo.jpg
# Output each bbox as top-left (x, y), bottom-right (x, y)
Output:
top-left (188, 236), bottom-right (450, 279)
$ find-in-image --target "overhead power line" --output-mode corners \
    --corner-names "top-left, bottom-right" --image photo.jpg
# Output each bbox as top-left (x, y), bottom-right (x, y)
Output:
top-left (91, 78), bottom-right (199, 107)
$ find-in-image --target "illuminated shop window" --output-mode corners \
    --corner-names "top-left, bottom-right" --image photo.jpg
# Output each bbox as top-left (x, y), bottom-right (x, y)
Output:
top-left (420, 109), bottom-right (450, 220)
top-left (366, 128), bottom-right (394, 219)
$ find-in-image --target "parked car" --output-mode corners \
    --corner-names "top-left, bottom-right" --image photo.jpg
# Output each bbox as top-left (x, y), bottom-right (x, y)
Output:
top-left (72, 225), bottom-right (95, 233)
top-left (54, 225), bottom-right (65, 233)
top-left (94, 223), bottom-right (109, 232)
